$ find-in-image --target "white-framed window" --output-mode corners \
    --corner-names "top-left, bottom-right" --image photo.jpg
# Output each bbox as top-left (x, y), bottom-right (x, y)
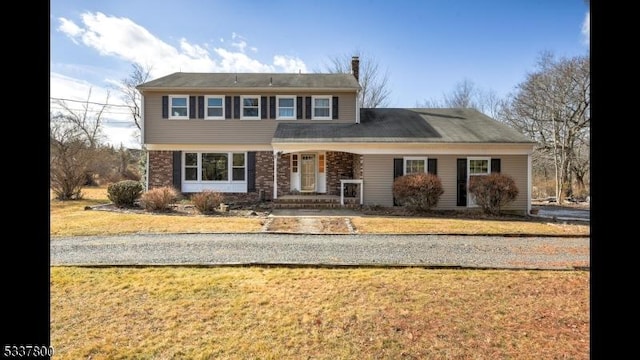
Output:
top-left (205, 96), bottom-right (225, 119)
top-left (467, 157), bottom-right (490, 207)
top-left (184, 152), bottom-right (198, 180)
top-left (183, 152), bottom-right (247, 182)
top-left (312, 96), bottom-right (332, 120)
top-left (277, 96), bottom-right (296, 120)
top-left (404, 157), bottom-right (428, 175)
top-left (232, 153), bottom-right (245, 181)
top-left (291, 154), bottom-right (298, 173)
top-left (241, 96), bottom-right (260, 120)
top-left (169, 95), bottom-right (189, 119)
top-left (468, 157), bottom-right (490, 176)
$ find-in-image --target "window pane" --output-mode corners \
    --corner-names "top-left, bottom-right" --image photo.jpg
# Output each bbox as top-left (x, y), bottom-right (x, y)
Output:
top-left (233, 153), bottom-right (245, 167)
top-left (202, 153), bottom-right (228, 181)
top-left (244, 108), bottom-right (258, 117)
top-left (185, 153), bottom-right (198, 166)
top-left (315, 108), bottom-right (329, 117)
top-left (470, 160), bottom-right (488, 174)
top-left (208, 108), bottom-right (223, 117)
top-left (243, 98), bottom-right (258, 106)
top-left (185, 168), bottom-right (198, 180)
top-left (172, 97), bottom-right (187, 106)
top-left (279, 108), bottom-right (294, 117)
top-left (314, 98), bottom-right (329, 107)
top-left (173, 108), bottom-right (187, 117)
top-left (208, 98), bottom-right (222, 106)
top-left (232, 168), bottom-right (245, 181)
top-left (279, 98), bottom-right (294, 107)
top-left (406, 160), bottom-right (425, 174)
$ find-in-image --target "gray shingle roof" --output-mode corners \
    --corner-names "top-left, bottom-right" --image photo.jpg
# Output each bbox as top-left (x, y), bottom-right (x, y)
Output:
top-left (272, 108), bottom-right (535, 143)
top-left (137, 72), bottom-right (361, 90)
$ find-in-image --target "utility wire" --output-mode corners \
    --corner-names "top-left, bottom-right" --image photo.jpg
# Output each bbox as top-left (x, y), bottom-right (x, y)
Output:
top-left (50, 97), bottom-right (132, 108)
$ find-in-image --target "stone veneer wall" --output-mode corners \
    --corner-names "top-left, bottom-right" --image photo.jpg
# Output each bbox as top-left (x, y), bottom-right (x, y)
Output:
top-left (148, 150), bottom-right (173, 189)
top-left (326, 152), bottom-right (358, 195)
top-left (277, 154), bottom-right (290, 196)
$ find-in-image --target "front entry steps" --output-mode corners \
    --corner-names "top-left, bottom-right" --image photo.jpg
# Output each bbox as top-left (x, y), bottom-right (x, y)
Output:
top-left (273, 194), bottom-right (361, 209)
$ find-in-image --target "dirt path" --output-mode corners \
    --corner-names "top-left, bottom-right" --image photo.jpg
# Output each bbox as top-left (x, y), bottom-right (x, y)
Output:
top-left (264, 217), bottom-right (354, 234)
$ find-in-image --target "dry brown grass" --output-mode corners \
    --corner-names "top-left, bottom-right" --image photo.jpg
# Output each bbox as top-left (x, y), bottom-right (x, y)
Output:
top-left (51, 186), bottom-right (589, 236)
top-left (266, 217), bottom-right (351, 233)
top-left (50, 186), bottom-right (264, 236)
top-left (50, 266), bottom-right (589, 360)
top-left (351, 217), bottom-right (589, 235)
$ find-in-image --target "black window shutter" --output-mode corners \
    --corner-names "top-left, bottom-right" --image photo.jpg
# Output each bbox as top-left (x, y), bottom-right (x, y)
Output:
top-left (393, 158), bottom-right (404, 206)
top-left (247, 152), bottom-right (256, 192)
top-left (233, 96), bottom-right (240, 119)
top-left (332, 96), bottom-right (339, 119)
top-left (172, 151), bottom-right (182, 191)
top-left (189, 96), bottom-right (196, 119)
top-left (198, 96), bottom-right (204, 119)
top-left (162, 96), bottom-right (168, 118)
top-left (428, 158), bottom-right (438, 175)
top-left (457, 158), bottom-right (467, 206)
top-left (296, 96), bottom-right (303, 119)
top-left (261, 96), bottom-right (267, 119)
top-left (225, 96), bottom-right (232, 119)
top-left (491, 158), bottom-right (501, 173)
top-left (269, 96), bottom-right (276, 119)
top-left (305, 96), bottom-right (312, 119)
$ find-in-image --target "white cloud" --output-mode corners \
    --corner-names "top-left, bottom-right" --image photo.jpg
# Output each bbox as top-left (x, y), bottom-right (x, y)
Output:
top-left (57, 12), bottom-right (308, 77)
top-left (581, 12), bottom-right (589, 45)
top-left (54, 12), bottom-right (309, 147)
top-left (274, 55), bottom-right (308, 73)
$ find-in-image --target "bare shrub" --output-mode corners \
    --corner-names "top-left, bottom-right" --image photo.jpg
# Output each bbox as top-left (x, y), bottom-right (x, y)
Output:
top-left (191, 190), bottom-right (224, 214)
top-left (392, 173), bottom-right (444, 211)
top-left (468, 173), bottom-right (519, 215)
top-left (139, 186), bottom-right (179, 211)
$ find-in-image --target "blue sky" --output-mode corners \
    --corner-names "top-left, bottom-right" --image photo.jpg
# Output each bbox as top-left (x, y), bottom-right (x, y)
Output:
top-left (50, 0), bottom-right (590, 148)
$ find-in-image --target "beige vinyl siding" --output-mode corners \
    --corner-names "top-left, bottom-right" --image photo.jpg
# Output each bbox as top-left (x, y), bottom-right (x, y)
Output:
top-left (143, 91), bottom-right (357, 145)
top-left (362, 154), bottom-right (529, 212)
top-left (362, 154), bottom-right (395, 206)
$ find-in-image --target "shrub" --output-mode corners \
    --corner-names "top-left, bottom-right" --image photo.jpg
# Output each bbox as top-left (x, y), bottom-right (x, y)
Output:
top-left (191, 190), bottom-right (224, 214)
top-left (392, 173), bottom-right (444, 211)
top-left (139, 186), bottom-right (179, 211)
top-left (107, 180), bottom-right (143, 207)
top-left (468, 173), bottom-right (519, 215)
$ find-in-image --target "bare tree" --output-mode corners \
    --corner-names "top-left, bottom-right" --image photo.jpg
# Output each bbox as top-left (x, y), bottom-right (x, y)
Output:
top-left (120, 63), bottom-right (152, 137)
top-left (501, 52), bottom-right (590, 203)
top-left (50, 91), bottom-right (112, 199)
top-left (52, 87), bottom-right (108, 148)
top-left (322, 51), bottom-right (391, 108)
top-left (417, 79), bottom-right (505, 119)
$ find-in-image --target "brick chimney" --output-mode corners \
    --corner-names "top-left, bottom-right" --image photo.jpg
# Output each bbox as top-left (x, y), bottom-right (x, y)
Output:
top-left (351, 56), bottom-right (360, 81)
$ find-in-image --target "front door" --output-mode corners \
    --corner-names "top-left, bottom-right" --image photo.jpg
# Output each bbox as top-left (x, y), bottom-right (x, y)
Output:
top-left (300, 154), bottom-right (316, 192)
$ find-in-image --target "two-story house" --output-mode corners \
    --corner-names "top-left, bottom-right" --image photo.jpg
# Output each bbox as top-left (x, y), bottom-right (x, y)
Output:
top-left (137, 56), bottom-right (536, 215)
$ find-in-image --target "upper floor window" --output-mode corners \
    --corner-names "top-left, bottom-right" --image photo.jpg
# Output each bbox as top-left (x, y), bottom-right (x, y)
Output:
top-left (241, 96), bottom-right (260, 120)
top-left (169, 95), bottom-right (189, 119)
top-left (312, 96), bottom-right (332, 120)
top-left (277, 96), bottom-right (296, 120)
top-left (404, 157), bottom-right (428, 175)
top-left (205, 96), bottom-right (225, 119)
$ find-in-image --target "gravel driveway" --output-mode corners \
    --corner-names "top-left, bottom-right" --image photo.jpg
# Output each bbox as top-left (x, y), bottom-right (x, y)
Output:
top-left (51, 233), bottom-right (589, 270)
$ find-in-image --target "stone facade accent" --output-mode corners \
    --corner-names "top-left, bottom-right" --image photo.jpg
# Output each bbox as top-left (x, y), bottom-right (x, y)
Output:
top-left (147, 150), bottom-right (363, 201)
top-left (255, 151), bottom-right (274, 200)
top-left (276, 153), bottom-right (290, 197)
top-left (148, 150), bottom-right (174, 189)
top-left (326, 151), bottom-right (360, 195)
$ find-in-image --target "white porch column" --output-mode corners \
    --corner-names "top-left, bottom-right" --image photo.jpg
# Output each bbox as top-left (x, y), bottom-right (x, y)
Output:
top-left (527, 153), bottom-right (532, 215)
top-left (273, 150), bottom-right (278, 199)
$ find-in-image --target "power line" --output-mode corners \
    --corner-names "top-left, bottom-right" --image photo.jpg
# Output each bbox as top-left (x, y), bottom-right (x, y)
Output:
top-left (50, 97), bottom-right (132, 108)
